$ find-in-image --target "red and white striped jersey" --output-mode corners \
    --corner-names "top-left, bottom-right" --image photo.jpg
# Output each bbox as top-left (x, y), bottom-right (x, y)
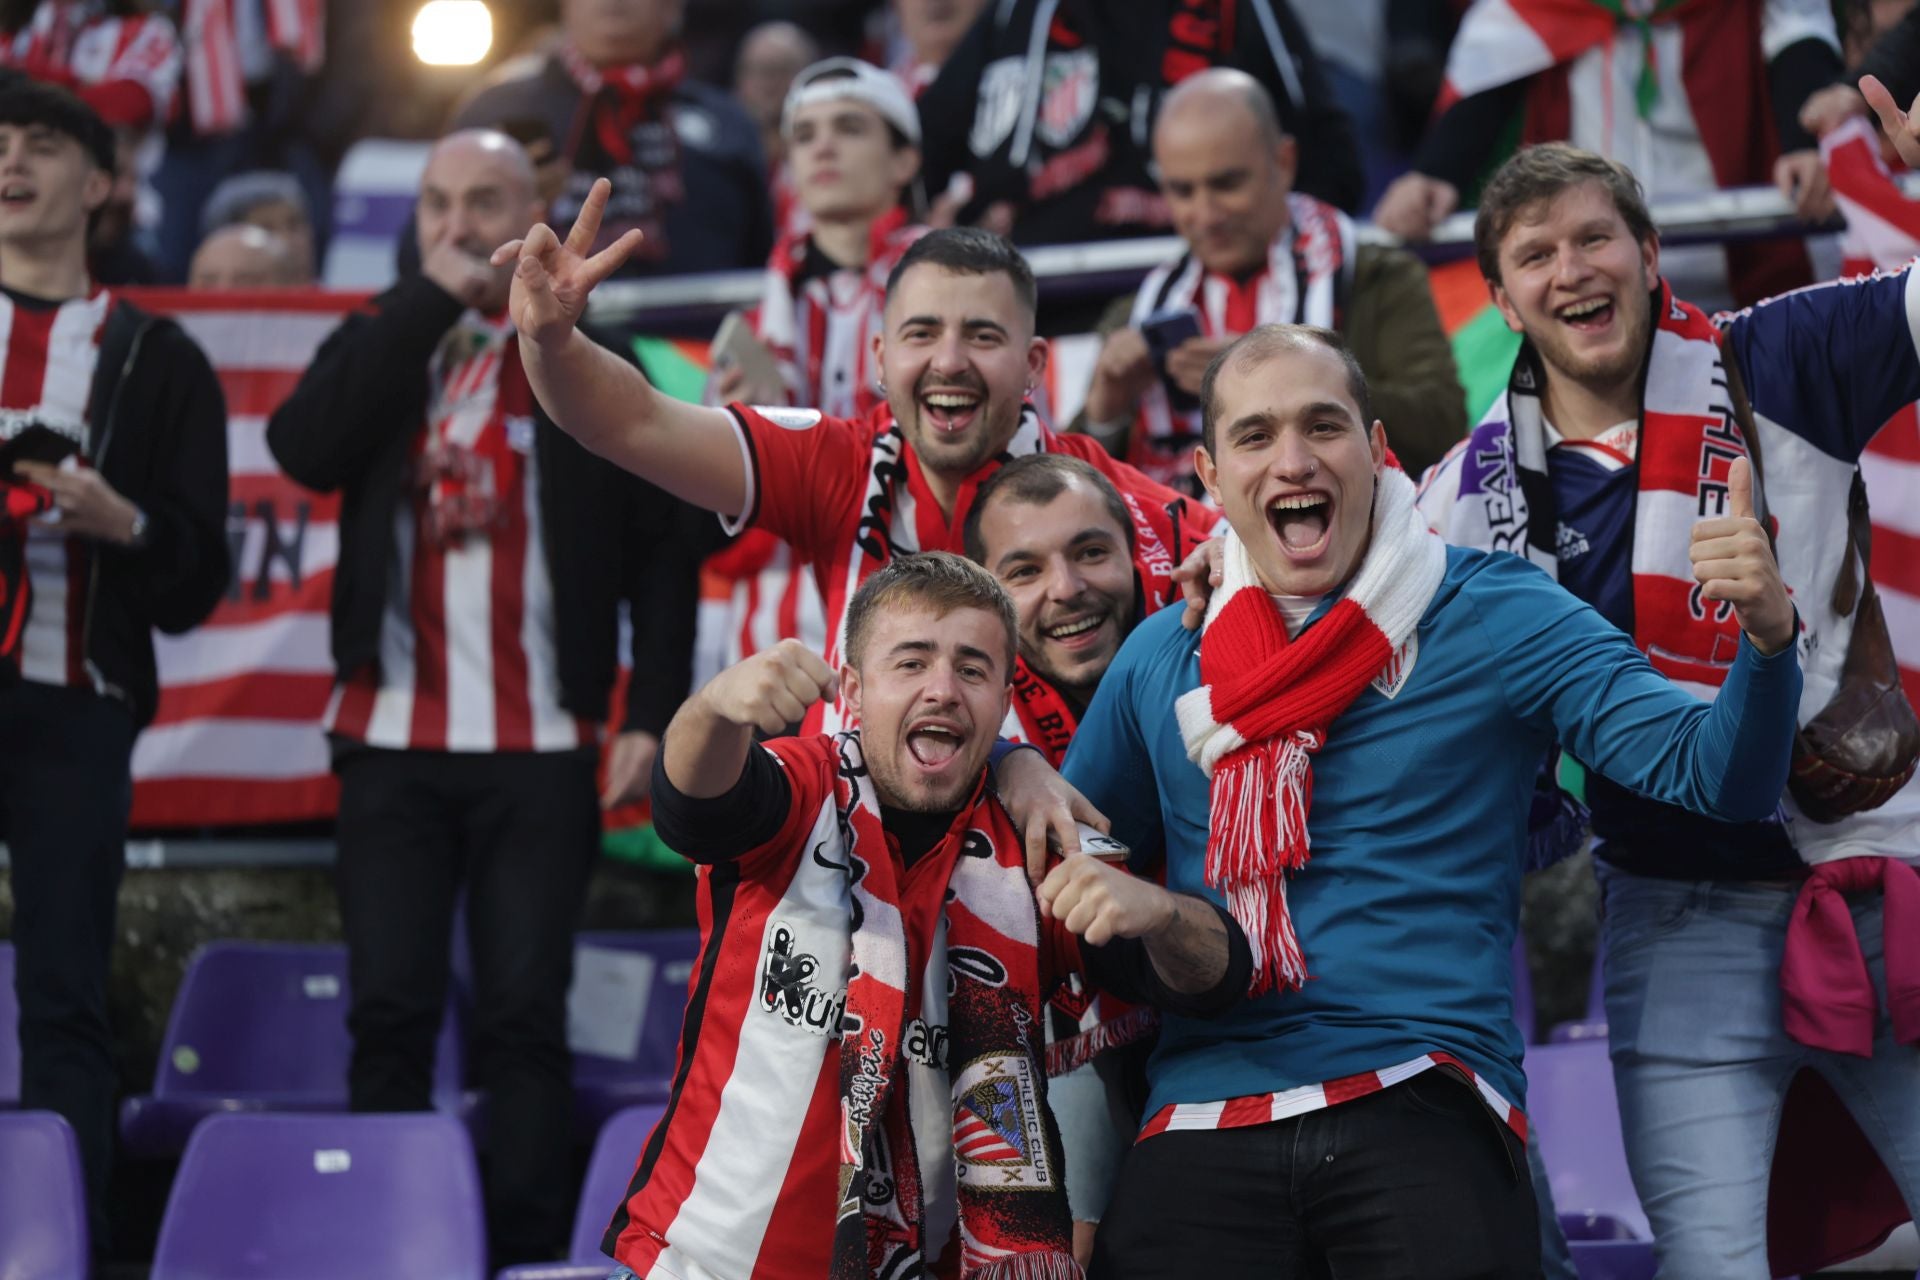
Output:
top-left (324, 312), bottom-right (593, 754)
top-left (0, 287), bottom-right (111, 691)
top-left (3, 2), bottom-right (182, 129)
top-left (605, 734), bottom-right (1076, 1280)
top-left (1137, 1051), bottom-right (1528, 1145)
top-left (179, 0), bottom-right (323, 134)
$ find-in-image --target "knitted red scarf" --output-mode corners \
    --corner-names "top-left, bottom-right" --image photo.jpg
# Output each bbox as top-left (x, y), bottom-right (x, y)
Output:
top-left (1176, 467), bottom-right (1446, 995)
top-left (558, 41), bottom-right (685, 166)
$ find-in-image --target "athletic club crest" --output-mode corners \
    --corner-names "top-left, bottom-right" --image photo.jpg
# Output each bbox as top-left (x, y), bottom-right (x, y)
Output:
top-left (1035, 51), bottom-right (1098, 149)
top-left (951, 1055), bottom-right (1055, 1190)
top-left (1370, 634), bottom-right (1418, 701)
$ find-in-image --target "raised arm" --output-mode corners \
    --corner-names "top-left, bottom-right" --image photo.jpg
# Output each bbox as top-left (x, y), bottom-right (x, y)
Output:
top-left (661, 638), bottom-right (839, 799)
top-left (493, 178), bottom-right (751, 517)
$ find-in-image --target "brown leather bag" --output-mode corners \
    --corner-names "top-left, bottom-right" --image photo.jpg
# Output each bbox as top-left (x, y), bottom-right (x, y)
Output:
top-left (1785, 470), bottom-right (1920, 821)
top-left (1727, 343), bottom-right (1920, 822)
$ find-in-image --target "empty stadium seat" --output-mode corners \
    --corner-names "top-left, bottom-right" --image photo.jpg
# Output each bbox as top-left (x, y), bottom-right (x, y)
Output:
top-left (566, 930), bottom-right (699, 1138)
top-left (0, 942), bottom-right (17, 1106)
top-left (497, 1101), bottom-right (666, 1280)
top-left (322, 138), bottom-right (430, 288)
top-left (1568, 1238), bottom-right (1656, 1280)
top-left (120, 941), bottom-right (464, 1158)
top-left (1526, 1039), bottom-right (1650, 1241)
top-left (152, 1111), bottom-right (486, 1279)
top-left (0, 1110), bottom-right (88, 1279)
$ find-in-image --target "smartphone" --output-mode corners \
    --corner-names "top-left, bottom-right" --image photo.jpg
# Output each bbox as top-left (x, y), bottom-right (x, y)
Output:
top-left (711, 311), bottom-right (785, 405)
top-left (1139, 307), bottom-right (1204, 412)
top-left (1074, 822), bottom-right (1130, 864)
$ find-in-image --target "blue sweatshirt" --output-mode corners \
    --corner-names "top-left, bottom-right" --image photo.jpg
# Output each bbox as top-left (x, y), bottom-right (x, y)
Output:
top-left (1062, 545), bottom-right (1800, 1117)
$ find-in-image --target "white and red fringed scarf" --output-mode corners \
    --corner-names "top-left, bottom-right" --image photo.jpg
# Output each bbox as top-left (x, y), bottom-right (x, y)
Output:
top-left (1175, 466), bottom-right (1446, 995)
top-left (826, 734), bottom-right (1078, 1279)
top-left (1418, 280), bottom-right (1752, 702)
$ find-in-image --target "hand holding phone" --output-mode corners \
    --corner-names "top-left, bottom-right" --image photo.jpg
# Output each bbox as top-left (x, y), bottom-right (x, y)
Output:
top-left (1140, 308), bottom-right (1204, 412)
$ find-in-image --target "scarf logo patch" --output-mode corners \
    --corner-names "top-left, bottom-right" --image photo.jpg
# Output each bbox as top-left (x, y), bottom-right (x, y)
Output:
top-left (1370, 635), bottom-right (1419, 701)
top-left (759, 921), bottom-right (847, 1036)
top-left (952, 1055), bottom-right (1056, 1189)
top-left (1036, 51), bottom-right (1098, 148)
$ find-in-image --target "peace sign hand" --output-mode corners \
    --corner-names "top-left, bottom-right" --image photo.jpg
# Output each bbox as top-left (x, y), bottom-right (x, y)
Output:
top-left (491, 177), bottom-right (646, 349)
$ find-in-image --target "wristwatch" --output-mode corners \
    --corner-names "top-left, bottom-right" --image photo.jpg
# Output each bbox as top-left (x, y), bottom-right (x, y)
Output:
top-left (127, 506), bottom-right (149, 548)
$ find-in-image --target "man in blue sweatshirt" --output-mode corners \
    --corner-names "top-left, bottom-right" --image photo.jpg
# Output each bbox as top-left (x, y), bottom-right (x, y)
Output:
top-left (1053, 323), bottom-right (1801, 1278)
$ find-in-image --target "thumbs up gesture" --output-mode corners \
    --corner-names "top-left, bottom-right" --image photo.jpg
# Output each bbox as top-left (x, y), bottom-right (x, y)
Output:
top-left (1689, 456), bottom-right (1794, 655)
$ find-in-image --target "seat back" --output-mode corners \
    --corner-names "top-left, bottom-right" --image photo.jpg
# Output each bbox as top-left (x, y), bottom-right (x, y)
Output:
top-left (154, 941), bottom-right (459, 1103)
top-left (1526, 1039), bottom-right (1650, 1240)
top-left (0, 942), bottom-right (18, 1103)
top-left (322, 139), bottom-right (430, 288)
top-left (152, 1111), bottom-right (486, 1280)
top-left (1511, 935), bottom-right (1535, 1044)
top-left (0, 1110), bottom-right (88, 1278)
top-left (567, 930), bottom-right (702, 1089)
top-left (567, 1103), bottom-right (667, 1261)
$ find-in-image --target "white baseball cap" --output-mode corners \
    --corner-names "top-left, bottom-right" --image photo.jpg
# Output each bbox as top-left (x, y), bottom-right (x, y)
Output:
top-left (780, 57), bottom-right (921, 147)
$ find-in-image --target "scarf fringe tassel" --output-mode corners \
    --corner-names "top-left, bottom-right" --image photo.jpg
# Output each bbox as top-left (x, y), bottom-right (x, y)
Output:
top-left (1043, 1005), bottom-right (1160, 1078)
top-left (1209, 735), bottom-right (1315, 997)
top-left (971, 1250), bottom-right (1085, 1280)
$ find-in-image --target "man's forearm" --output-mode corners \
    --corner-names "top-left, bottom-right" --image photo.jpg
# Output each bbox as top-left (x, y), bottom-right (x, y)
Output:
top-left (660, 689), bottom-right (756, 800)
top-left (1142, 893), bottom-right (1231, 995)
top-left (521, 328), bottom-right (659, 466)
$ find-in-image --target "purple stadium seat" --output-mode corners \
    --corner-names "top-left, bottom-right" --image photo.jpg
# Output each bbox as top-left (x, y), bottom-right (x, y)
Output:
top-left (0, 1110), bottom-right (88, 1279)
top-left (1526, 1039), bottom-right (1650, 1241)
top-left (152, 1111), bottom-right (486, 1280)
top-left (0, 942), bottom-right (18, 1106)
top-left (567, 930), bottom-right (700, 1138)
top-left (1569, 1239), bottom-right (1656, 1280)
top-left (497, 1102), bottom-right (666, 1280)
top-left (1512, 935), bottom-right (1536, 1044)
top-left (120, 941), bottom-right (464, 1159)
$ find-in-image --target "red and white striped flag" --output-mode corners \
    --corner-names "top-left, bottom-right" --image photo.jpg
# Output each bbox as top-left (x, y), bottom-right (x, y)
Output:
top-left (1822, 118), bottom-right (1920, 704)
top-left (124, 289), bottom-right (361, 827)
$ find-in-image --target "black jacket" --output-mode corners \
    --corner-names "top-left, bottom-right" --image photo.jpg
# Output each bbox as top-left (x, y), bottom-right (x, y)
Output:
top-left (68, 299), bottom-right (231, 728)
top-left (918, 0), bottom-right (1364, 244)
top-left (264, 277), bottom-right (701, 737)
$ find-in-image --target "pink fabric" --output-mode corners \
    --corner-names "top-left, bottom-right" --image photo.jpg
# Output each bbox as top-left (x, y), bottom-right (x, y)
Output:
top-left (1779, 857), bottom-right (1920, 1057)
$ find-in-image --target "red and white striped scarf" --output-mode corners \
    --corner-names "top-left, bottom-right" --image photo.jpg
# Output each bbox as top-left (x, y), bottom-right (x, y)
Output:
top-left (755, 208), bottom-right (924, 418)
top-left (826, 733), bottom-right (1078, 1279)
top-left (1175, 466), bottom-right (1446, 995)
top-left (1126, 194), bottom-right (1352, 487)
top-left (1424, 280), bottom-right (1754, 702)
top-left (180, 0), bottom-right (323, 134)
top-left (557, 40), bottom-right (685, 167)
top-left (416, 313), bottom-right (527, 546)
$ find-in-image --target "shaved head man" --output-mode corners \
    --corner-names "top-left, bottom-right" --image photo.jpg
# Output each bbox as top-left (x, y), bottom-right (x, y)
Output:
top-left (416, 129), bottom-right (545, 314)
top-left (187, 224), bottom-right (308, 288)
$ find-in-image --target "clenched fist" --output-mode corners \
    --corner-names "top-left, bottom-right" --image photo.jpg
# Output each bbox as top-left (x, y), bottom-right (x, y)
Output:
top-left (1037, 853), bottom-right (1176, 947)
top-left (1690, 455), bottom-right (1794, 656)
top-left (701, 638), bottom-right (838, 736)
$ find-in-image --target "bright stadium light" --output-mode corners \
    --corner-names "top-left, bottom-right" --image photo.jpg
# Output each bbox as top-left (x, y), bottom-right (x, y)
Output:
top-left (413, 0), bottom-right (492, 66)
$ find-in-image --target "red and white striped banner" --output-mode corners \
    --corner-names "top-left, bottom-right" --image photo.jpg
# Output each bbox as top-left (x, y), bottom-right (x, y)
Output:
top-left (125, 289), bottom-right (361, 827)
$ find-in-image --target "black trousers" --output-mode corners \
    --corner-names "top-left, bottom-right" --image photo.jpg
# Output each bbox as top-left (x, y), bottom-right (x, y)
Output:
top-left (334, 746), bottom-right (600, 1263)
top-left (1092, 1069), bottom-right (1540, 1280)
top-left (0, 681), bottom-right (134, 1256)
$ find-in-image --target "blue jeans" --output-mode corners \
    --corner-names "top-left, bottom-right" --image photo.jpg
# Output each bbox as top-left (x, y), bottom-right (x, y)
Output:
top-left (1599, 865), bottom-right (1920, 1279)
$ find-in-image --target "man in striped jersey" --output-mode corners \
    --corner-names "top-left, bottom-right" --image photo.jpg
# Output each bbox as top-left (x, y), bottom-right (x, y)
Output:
top-left (0, 81), bottom-right (228, 1251)
top-left (498, 211), bottom-right (1214, 751)
top-left (265, 128), bottom-right (704, 1265)
top-left (612, 552), bottom-right (1242, 1279)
